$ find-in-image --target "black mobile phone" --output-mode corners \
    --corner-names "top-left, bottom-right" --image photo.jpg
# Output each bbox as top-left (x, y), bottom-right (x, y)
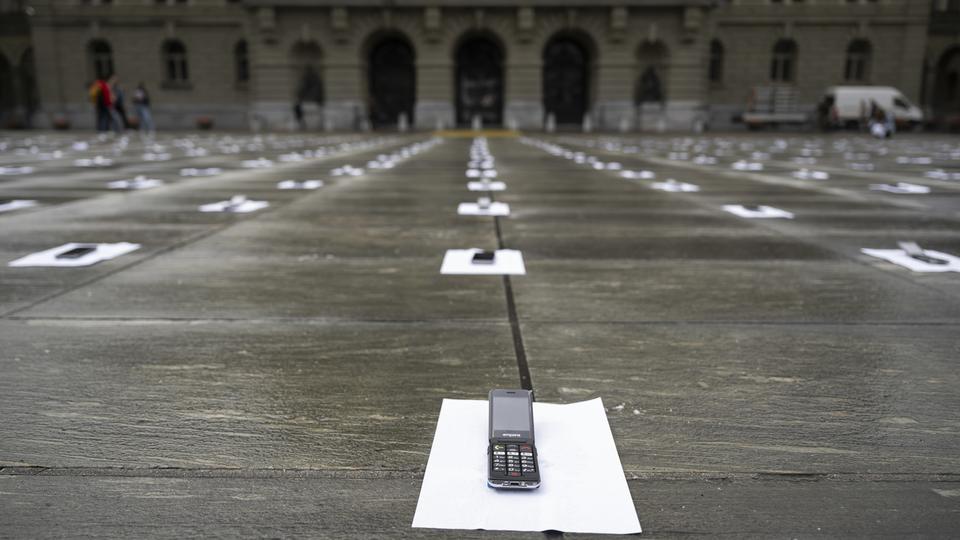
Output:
top-left (488, 389), bottom-right (541, 489)
top-left (472, 251), bottom-right (496, 264)
top-left (56, 245), bottom-right (97, 259)
top-left (909, 253), bottom-right (950, 265)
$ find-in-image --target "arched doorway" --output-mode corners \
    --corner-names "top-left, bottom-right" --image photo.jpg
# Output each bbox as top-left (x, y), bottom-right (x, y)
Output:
top-left (933, 47), bottom-right (960, 125)
top-left (19, 48), bottom-right (38, 127)
top-left (542, 36), bottom-right (590, 125)
top-left (291, 41), bottom-right (324, 106)
top-left (368, 36), bottom-right (415, 128)
top-left (455, 36), bottom-right (503, 126)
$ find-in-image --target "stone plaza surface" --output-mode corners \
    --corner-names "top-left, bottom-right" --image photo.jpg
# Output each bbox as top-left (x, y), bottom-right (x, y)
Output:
top-left (1, 130), bottom-right (959, 537)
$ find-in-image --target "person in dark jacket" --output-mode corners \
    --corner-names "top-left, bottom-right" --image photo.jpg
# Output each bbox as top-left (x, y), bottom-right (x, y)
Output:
top-left (112, 79), bottom-right (130, 129)
top-left (132, 82), bottom-right (155, 135)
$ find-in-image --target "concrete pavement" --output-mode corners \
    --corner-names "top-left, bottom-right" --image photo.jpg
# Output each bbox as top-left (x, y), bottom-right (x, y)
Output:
top-left (1, 130), bottom-right (959, 537)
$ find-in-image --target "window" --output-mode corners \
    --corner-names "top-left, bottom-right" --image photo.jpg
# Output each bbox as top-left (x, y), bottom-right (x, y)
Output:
top-left (844, 39), bottom-right (871, 82)
top-left (893, 97), bottom-right (911, 109)
top-left (708, 39), bottom-right (724, 84)
top-left (88, 39), bottom-right (113, 79)
top-left (162, 39), bottom-right (189, 83)
top-left (234, 40), bottom-right (249, 83)
top-left (770, 39), bottom-right (796, 82)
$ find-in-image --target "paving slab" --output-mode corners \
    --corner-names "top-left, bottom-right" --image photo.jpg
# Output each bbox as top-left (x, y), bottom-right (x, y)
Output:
top-left (522, 322), bottom-right (960, 474)
top-left (511, 259), bottom-right (960, 323)
top-left (2, 475), bottom-right (957, 538)
top-left (3, 132), bottom-right (960, 537)
top-left (0, 319), bottom-right (515, 469)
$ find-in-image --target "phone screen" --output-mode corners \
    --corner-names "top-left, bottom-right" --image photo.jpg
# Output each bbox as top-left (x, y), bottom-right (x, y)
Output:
top-left (493, 396), bottom-right (531, 432)
top-left (56, 246), bottom-right (97, 259)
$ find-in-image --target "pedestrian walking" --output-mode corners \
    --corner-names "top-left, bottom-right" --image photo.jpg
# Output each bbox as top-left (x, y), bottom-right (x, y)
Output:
top-left (293, 101), bottom-right (306, 131)
top-left (112, 79), bottom-right (131, 129)
top-left (104, 75), bottom-right (123, 134)
top-left (133, 82), bottom-right (155, 135)
top-left (89, 77), bottom-right (112, 132)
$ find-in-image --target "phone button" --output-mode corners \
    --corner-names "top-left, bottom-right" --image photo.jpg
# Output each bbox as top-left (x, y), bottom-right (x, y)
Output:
top-left (509, 472), bottom-right (521, 477)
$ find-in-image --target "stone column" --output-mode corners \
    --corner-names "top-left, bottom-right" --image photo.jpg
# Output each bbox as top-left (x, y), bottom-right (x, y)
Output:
top-left (415, 58), bottom-right (454, 130)
top-left (662, 37), bottom-right (708, 131)
top-left (504, 56), bottom-right (543, 130)
top-left (594, 55), bottom-right (634, 131)
top-left (323, 57), bottom-right (365, 131)
top-left (248, 7), bottom-right (294, 130)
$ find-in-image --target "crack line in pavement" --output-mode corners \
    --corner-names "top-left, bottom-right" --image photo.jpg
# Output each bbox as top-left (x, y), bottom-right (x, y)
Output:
top-left (497, 221), bottom-right (533, 393)
top-left (488, 151), bottom-right (534, 394)
top-left (3, 466), bottom-right (959, 483)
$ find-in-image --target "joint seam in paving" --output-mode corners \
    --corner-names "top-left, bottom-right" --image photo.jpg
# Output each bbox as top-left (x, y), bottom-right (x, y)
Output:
top-left (489, 175), bottom-right (534, 395)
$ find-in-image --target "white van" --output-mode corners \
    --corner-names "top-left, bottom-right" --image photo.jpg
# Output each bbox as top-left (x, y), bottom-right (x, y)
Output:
top-left (818, 86), bottom-right (923, 130)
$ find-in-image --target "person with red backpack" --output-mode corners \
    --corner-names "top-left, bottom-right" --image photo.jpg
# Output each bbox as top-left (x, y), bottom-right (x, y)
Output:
top-left (89, 77), bottom-right (111, 132)
top-left (89, 75), bottom-right (123, 133)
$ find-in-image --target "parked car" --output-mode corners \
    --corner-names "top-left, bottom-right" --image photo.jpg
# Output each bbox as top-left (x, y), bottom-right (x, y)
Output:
top-left (818, 86), bottom-right (923, 130)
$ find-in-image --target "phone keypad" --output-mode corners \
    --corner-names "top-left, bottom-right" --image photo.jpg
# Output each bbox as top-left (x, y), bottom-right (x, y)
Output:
top-left (491, 443), bottom-right (537, 477)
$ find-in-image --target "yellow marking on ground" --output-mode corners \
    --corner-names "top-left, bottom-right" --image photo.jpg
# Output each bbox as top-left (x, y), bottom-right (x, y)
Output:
top-left (434, 129), bottom-right (520, 138)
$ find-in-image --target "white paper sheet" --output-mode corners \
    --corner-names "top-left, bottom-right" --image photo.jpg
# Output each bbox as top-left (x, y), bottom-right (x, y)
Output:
top-left (241, 158), bottom-right (274, 168)
top-left (107, 176), bottom-right (164, 190)
top-left (277, 179), bottom-right (324, 190)
top-left (440, 249), bottom-right (526, 275)
top-left (412, 398), bottom-right (641, 534)
top-left (792, 169), bottom-right (829, 180)
top-left (457, 202), bottom-right (510, 217)
top-left (199, 196), bottom-right (269, 213)
top-left (0, 199), bottom-right (38, 213)
top-left (869, 182), bottom-right (930, 194)
top-left (74, 156), bottom-right (114, 167)
top-left (8, 242), bottom-right (140, 267)
top-left (651, 180), bottom-right (700, 192)
top-left (180, 167), bottom-right (222, 177)
top-left (467, 181), bottom-right (506, 192)
top-left (0, 166), bottom-right (35, 175)
top-left (732, 160), bottom-right (763, 171)
top-left (861, 248), bottom-right (960, 273)
top-left (723, 204), bottom-right (794, 219)
top-left (620, 170), bottom-right (655, 180)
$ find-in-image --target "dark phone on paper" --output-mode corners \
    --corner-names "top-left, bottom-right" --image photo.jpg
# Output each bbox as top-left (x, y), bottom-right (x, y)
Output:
top-left (487, 389), bottom-right (541, 489)
top-left (56, 245), bottom-right (98, 259)
top-left (472, 251), bottom-right (496, 264)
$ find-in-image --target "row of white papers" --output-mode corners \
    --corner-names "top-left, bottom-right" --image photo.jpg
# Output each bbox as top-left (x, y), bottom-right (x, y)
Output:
top-left (9, 241), bottom-right (952, 274)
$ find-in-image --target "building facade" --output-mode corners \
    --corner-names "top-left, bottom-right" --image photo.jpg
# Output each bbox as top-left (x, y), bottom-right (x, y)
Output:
top-left (4, 0), bottom-right (959, 131)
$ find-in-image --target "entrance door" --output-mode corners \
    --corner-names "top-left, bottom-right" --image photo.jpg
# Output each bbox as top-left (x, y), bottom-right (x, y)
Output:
top-left (455, 37), bottom-right (503, 126)
top-left (543, 38), bottom-right (589, 125)
top-left (369, 38), bottom-right (415, 128)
